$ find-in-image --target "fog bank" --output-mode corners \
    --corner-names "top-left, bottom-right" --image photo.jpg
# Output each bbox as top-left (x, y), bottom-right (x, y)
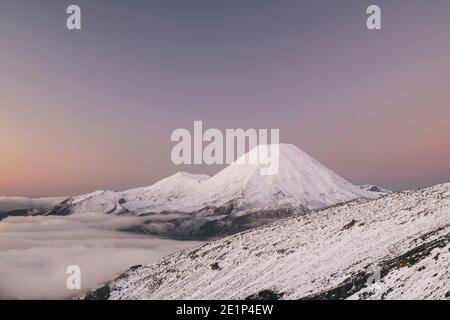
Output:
top-left (0, 214), bottom-right (201, 299)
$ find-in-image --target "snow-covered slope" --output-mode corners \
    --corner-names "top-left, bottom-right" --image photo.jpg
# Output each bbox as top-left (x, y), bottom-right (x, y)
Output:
top-left (122, 172), bottom-right (211, 214)
top-left (86, 183), bottom-right (450, 300)
top-left (42, 173), bottom-right (210, 216)
top-left (43, 144), bottom-right (378, 217)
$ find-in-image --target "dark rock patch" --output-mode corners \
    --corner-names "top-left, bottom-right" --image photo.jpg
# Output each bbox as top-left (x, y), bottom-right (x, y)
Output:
top-left (210, 262), bottom-right (221, 270)
top-left (245, 290), bottom-right (284, 300)
top-left (84, 285), bottom-right (111, 300)
top-left (342, 219), bottom-right (357, 231)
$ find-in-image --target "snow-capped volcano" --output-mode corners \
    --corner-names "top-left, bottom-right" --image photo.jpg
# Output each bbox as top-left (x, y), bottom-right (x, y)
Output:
top-left (44, 144), bottom-right (377, 215)
top-left (41, 144), bottom-right (384, 239)
top-left (192, 144), bottom-right (375, 210)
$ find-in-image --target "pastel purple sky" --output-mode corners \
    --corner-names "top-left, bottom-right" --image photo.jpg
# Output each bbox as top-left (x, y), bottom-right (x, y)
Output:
top-left (1, 0), bottom-right (450, 197)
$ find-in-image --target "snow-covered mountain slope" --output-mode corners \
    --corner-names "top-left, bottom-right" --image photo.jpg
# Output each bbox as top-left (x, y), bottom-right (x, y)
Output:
top-left (122, 172), bottom-right (211, 214)
top-left (42, 173), bottom-right (210, 216)
top-left (85, 183), bottom-right (450, 300)
top-left (43, 144), bottom-right (378, 217)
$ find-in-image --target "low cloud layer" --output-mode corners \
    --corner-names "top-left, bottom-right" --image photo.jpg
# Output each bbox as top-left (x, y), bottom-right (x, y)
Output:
top-left (0, 197), bottom-right (66, 212)
top-left (0, 214), bottom-right (200, 299)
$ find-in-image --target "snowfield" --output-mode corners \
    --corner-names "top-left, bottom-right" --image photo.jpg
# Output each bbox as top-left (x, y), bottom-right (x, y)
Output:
top-left (84, 183), bottom-right (450, 300)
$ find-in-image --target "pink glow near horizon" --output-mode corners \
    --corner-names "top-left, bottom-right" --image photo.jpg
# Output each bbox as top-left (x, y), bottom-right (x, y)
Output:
top-left (1, 1), bottom-right (450, 196)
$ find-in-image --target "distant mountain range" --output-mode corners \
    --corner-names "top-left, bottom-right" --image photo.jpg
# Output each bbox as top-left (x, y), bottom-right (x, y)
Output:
top-left (0, 196), bottom-right (66, 213)
top-left (1, 144), bottom-right (388, 239)
top-left (31, 144), bottom-right (385, 239)
top-left (0, 197), bottom-right (66, 221)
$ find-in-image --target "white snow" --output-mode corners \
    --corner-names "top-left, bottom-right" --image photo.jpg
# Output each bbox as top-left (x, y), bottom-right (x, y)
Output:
top-left (101, 183), bottom-right (450, 300)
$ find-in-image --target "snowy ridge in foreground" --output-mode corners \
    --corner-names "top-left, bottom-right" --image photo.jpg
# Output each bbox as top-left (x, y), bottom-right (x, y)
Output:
top-left (86, 183), bottom-right (450, 300)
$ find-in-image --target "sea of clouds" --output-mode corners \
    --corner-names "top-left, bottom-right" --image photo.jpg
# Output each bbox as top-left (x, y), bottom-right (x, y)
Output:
top-left (0, 213), bottom-right (200, 299)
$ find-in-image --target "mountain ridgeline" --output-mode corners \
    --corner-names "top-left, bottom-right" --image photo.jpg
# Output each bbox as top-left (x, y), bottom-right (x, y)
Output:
top-left (38, 144), bottom-right (385, 240)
